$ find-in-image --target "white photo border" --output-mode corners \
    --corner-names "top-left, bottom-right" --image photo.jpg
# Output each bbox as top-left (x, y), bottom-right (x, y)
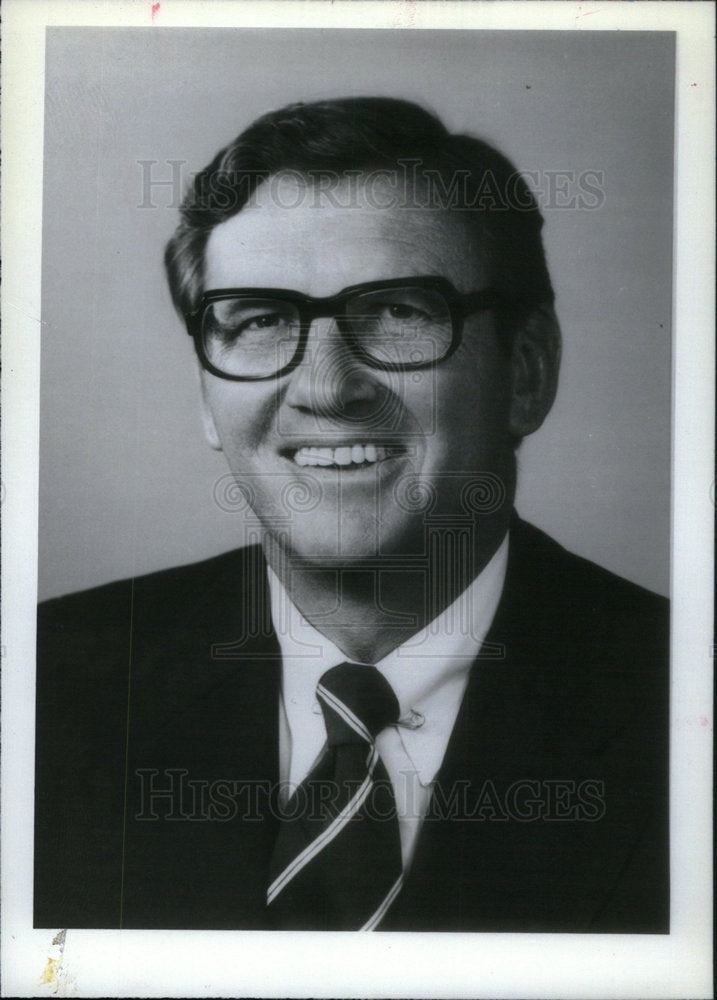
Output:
top-left (1, 2), bottom-right (713, 998)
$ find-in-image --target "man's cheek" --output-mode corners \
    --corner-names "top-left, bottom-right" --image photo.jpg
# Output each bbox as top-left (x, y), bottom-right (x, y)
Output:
top-left (220, 423), bottom-right (265, 465)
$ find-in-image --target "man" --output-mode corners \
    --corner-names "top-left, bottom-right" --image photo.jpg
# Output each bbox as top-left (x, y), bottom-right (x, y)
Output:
top-left (35, 97), bottom-right (669, 932)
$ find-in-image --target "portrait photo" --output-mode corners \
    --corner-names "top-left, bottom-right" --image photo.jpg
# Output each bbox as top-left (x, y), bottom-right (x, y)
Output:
top-left (2, 3), bottom-right (713, 998)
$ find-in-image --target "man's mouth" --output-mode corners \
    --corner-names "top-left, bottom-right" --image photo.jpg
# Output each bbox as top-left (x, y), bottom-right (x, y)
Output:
top-left (288, 444), bottom-right (401, 468)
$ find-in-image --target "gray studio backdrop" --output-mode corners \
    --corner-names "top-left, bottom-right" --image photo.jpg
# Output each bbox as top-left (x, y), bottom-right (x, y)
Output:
top-left (39, 28), bottom-right (674, 601)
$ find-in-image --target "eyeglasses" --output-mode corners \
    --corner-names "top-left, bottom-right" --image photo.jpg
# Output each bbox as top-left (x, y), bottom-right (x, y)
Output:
top-left (185, 275), bottom-right (502, 381)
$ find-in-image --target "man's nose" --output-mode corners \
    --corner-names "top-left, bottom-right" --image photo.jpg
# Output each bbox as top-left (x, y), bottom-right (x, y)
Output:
top-left (283, 317), bottom-right (380, 417)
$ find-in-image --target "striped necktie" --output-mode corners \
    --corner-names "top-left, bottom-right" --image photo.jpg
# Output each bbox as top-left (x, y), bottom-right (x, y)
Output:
top-left (267, 662), bottom-right (403, 930)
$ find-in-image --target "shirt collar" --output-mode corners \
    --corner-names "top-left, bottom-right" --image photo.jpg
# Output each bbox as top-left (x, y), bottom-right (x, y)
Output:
top-left (268, 534), bottom-right (509, 786)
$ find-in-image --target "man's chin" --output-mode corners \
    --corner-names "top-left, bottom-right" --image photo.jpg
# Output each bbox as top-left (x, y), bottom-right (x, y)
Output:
top-left (261, 517), bottom-right (426, 569)
top-left (264, 532), bottom-right (378, 567)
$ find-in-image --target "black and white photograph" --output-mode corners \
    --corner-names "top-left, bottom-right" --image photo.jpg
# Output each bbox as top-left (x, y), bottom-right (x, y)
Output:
top-left (1, 2), bottom-right (713, 997)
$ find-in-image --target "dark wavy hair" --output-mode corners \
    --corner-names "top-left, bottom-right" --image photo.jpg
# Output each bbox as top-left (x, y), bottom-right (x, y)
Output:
top-left (165, 97), bottom-right (554, 345)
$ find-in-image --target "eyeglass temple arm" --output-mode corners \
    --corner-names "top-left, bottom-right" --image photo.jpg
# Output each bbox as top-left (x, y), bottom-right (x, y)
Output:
top-left (458, 289), bottom-right (506, 316)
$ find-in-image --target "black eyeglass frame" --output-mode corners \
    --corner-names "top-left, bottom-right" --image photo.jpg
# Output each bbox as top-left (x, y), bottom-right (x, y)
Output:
top-left (185, 275), bottom-right (504, 382)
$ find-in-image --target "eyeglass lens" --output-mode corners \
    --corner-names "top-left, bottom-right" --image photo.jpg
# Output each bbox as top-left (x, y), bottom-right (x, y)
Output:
top-left (202, 286), bottom-right (454, 377)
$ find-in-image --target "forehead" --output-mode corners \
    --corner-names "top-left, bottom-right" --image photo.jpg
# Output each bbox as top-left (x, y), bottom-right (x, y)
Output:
top-left (204, 173), bottom-right (487, 296)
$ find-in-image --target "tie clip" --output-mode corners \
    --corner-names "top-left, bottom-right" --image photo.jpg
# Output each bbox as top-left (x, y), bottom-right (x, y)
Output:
top-left (398, 709), bottom-right (425, 730)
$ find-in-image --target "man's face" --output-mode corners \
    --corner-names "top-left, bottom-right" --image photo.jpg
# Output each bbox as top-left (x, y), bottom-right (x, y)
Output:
top-left (200, 174), bottom-right (516, 564)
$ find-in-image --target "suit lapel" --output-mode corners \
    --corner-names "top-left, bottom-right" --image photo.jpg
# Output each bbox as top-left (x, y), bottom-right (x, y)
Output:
top-left (122, 546), bottom-right (282, 929)
top-left (383, 518), bottom-right (657, 931)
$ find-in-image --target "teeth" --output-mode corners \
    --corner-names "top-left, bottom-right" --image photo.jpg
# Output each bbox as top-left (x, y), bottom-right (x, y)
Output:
top-left (292, 445), bottom-right (389, 467)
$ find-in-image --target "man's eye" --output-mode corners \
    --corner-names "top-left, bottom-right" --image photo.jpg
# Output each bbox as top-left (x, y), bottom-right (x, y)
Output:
top-left (379, 301), bottom-right (438, 328)
top-left (386, 303), bottom-right (423, 321)
top-left (242, 312), bottom-right (287, 332)
top-left (214, 312), bottom-right (292, 341)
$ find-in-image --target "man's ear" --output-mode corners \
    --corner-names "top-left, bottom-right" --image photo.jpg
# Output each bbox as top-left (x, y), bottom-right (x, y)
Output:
top-left (508, 304), bottom-right (561, 440)
top-left (196, 365), bottom-right (223, 451)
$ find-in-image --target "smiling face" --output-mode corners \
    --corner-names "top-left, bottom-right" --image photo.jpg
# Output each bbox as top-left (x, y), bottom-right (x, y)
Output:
top-left (199, 174), bottom-right (520, 566)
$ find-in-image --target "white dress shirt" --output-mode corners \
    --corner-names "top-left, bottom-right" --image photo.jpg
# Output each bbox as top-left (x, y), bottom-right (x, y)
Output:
top-left (267, 534), bottom-right (509, 870)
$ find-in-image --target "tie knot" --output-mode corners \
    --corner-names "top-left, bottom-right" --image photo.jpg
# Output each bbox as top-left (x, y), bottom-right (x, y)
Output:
top-left (317, 662), bottom-right (400, 745)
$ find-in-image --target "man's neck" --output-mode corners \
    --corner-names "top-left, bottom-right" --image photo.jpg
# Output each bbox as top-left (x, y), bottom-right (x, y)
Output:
top-left (262, 510), bottom-right (512, 664)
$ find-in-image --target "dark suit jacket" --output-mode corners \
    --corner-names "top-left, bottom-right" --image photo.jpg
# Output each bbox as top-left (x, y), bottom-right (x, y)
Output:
top-left (34, 518), bottom-right (669, 931)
